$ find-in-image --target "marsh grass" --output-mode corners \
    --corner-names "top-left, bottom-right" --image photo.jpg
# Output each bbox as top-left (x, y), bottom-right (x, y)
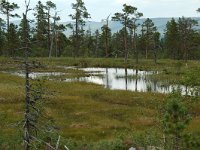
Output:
top-left (0, 72), bottom-right (165, 146)
top-left (0, 57), bottom-right (200, 149)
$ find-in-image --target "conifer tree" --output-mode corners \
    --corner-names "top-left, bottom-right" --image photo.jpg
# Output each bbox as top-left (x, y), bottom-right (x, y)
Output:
top-left (153, 31), bottom-right (160, 64)
top-left (69, 0), bottom-right (90, 57)
top-left (94, 29), bottom-right (100, 57)
top-left (165, 18), bottom-right (179, 59)
top-left (162, 91), bottom-right (191, 150)
top-left (128, 10), bottom-right (143, 64)
top-left (0, 18), bottom-right (6, 55)
top-left (7, 23), bottom-right (19, 56)
top-left (0, 0), bottom-right (20, 32)
top-left (111, 31), bottom-right (124, 58)
top-left (21, 1), bottom-right (60, 149)
top-left (46, 1), bottom-right (56, 57)
top-left (101, 24), bottom-right (111, 57)
top-left (101, 15), bottom-right (111, 57)
top-left (141, 18), bottom-right (157, 59)
top-left (83, 27), bottom-right (96, 56)
top-left (178, 17), bottom-right (198, 61)
top-left (50, 12), bottom-right (66, 57)
top-left (34, 1), bottom-right (47, 51)
top-left (112, 4), bottom-right (137, 63)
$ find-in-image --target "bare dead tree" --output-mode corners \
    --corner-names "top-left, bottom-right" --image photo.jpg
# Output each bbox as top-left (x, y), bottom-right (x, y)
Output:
top-left (21, 1), bottom-right (61, 149)
top-left (23, 1), bottom-right (31, 149)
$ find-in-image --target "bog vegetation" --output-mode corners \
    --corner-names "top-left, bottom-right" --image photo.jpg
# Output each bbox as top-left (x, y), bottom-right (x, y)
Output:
top-left (0, 0), bottom-right (200, 150)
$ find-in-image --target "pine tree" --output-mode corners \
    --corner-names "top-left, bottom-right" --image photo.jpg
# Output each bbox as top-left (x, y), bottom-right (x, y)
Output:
top-left (142, 18), bottom-right (157, 59)
top-left (46, 1), bottom-right (56, 57)
top-left (0, 18), bottom-right (6, 55)
top-left (19, 13), bottom-right (31, 42)
top-left (55, 32), bottom-right (67, 57)
top-left (111, 31), bottom-right (125, 58)
top-left (128, 10), bottom-right (143, 64)
top-left (162, 91), bottom-right (191, 150)
top-left (50, 13), bottom-right (66, 57)
top-left (0, 0), bottom-right (20, 32)
top-left (101, 24), bottom-right (111, 57)
top-left (178, 17), bottom-right (198, 61)
top-left (153, 31), bottom-right (160, 64)
top-left (7, 23), bottom-right (19, 56)
top-left (94, 29), bottom-right (100, 57)
top-left (101, 15), bottom-right (111, 57)
top-left (69, 0), bottom-right (90, 57)
top-left (83, 28), bottom-right (96, 56)
top-left (112, 4), bottom-right (137, 63)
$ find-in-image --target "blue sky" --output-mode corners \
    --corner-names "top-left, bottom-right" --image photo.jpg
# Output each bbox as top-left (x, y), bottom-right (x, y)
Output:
top-left (2, 0), bottom-right (200, 22)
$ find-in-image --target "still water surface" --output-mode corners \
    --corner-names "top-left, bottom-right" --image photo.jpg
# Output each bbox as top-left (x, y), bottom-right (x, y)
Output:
top-left (65, 68), bottom-right (190, 94)
top-left (9, 67), bottom-right (194, 95)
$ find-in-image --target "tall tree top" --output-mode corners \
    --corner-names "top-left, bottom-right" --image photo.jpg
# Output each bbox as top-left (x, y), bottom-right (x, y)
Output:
top-left (142, 18), bottom-right (157, 32)
top-left (70, 0), bottom-right (90, 20)
top-left (0, 0), bottom-right (20, 17)
top-left (112, 4), bottom-right (139, 26)
top-left (46, 1), bottom-right (56, 9)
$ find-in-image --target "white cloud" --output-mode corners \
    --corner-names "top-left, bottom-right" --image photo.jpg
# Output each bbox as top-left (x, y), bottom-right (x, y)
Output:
top-left (1, 0), bottom-right (199, 22)
top-left (116, 0), bottom-right (133, 4)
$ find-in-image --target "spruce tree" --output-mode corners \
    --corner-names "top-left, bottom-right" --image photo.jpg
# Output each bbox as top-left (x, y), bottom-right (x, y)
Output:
top-left (34, 1), bottom-right (48, 53)
top-left (165, 18), bottom-right (179, 59)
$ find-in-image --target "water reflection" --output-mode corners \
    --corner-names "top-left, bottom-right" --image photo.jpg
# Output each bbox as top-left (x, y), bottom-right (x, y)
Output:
top-left (11, 71), bottom-right (65, 79)
top-left (8, 67), bottom-right (197, 95)
top-left (65, 67), bottom-right (197, 95)
top-left (135, 69), bottom-right (138, 92)
top-left (125, 68), bottom-right (128, 90)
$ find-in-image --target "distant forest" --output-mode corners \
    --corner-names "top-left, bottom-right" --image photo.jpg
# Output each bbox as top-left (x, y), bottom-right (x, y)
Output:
top-left (0, 0), bottom-right (200, 62)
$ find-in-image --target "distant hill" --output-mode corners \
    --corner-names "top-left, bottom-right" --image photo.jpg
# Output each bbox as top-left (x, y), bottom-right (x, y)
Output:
top-left (11, 17), bottom-right (200, 37)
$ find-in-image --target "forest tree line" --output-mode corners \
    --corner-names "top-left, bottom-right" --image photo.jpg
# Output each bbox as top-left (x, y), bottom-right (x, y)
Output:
top-left (0, 0), bottom-right (200, 62)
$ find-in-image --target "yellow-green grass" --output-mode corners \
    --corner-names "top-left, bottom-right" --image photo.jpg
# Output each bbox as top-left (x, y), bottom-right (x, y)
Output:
top-left (46, 80), bottom-right (163, 138)
top-left (0, 57), bottom-right (200, 148)
top-left (0, 72), bottom-right (161, 138)
top-left (1, 56), bottom-right (200, 70)
top-left (0, 71), bottom-right (200, 144)
top-left (1, 57), bottom-right (200, 84)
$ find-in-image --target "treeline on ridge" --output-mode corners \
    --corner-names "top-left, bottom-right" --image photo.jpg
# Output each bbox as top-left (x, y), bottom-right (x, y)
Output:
top-left (0, 0), bottom-right (200, 62)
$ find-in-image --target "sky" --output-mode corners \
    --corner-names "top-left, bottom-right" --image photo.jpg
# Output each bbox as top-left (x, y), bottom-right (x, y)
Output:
top-left (1, 0), bottom-right (200, 22)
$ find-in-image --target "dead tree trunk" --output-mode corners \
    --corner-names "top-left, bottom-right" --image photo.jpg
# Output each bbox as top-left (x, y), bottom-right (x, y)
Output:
top-left (23, 1), bottom-right (31, 149)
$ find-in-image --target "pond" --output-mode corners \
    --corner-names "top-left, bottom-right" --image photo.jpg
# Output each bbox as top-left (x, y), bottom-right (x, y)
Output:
top-left (10, 71), bottom-right (65, 79)
top-left (6, 67), bottom-right (196, 95)
top-left (64, 67), bottom-right (192, 95)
